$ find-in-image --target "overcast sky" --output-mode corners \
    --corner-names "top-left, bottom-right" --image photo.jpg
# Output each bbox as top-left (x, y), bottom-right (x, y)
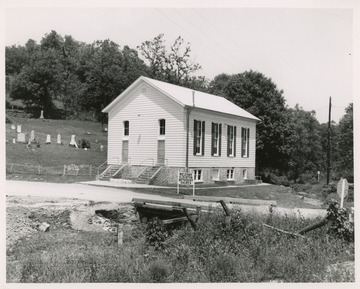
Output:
top-left (3, 0), bottom-right (359, 124)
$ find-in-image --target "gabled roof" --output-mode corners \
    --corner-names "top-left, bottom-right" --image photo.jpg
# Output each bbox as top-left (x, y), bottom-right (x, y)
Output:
top-left (102, 76), bottom-right (260, 121)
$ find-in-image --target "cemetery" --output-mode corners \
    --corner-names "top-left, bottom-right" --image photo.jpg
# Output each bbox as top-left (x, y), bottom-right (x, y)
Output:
top-left (6, 116), bottom-right (107, 180)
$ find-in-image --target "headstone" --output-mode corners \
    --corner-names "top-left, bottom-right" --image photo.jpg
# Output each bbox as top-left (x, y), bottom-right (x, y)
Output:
top-left (69, 135), bottom-right (77, 147)
top-left (11, 124), bottom-right (15, 130)
top-left (100, 144), bottom-right (104, 152)
top-left (17, 133), bottom-right (26, 143)
top-left (12, 138), bottom-right (16, 144)
top-left (16, 124), bottom-right (21, 133)
top-left (38, 222), bottom-right (50, 232)
top-left (57, 133), bottom-right (61, 144)
top-left (40, 110), bottom-right (44, 119)
top-left (45, 134), bottom-right (51, 144)
top-left (30, 130), bottom-right (35, 142)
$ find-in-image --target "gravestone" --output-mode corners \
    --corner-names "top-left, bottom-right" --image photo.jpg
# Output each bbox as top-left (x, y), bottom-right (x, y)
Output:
top-left (11, 124), bottom-right (15, 130)
top-left (45, 134), bottom-right (51, 144)
top-left (16, 124), bottom-right (21, 133)
top-left (17, 133), bottom-right (26, 143)
top-left (69, 135), bottom-right (77, 147)
top-left (100, 144), bottom-right (104, 152)
top-left (40, 110), bottom-right (44, 119)
top-left (13, 138), bottom-right (16, 144)
top-left (57, 133), bottom-right (61, 144)
top-left (30, 130), bottom-right (35, 142)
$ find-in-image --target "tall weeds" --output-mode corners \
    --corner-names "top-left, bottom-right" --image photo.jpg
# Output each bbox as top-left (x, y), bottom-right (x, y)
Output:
top-left (7, 207), bottom-right (354, 283)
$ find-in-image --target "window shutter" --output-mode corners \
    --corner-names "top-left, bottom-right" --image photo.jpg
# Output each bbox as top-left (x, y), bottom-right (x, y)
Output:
top-left (219, 124), bottom-right (222, 156)
top-left (234, 126), bottom-right (237, 157)
top-left (247, 128), bottom-right (250, 157)
top-left (211, 123), bottom-right (214, 156)
top-left (241, 128), bottom-right (245, 157)
top-left (227, 125), bottom-right (230, 156)
top-left (193, 120), bottom-right (197, 155)
top-left (201, 121), bottom-right (205, 156)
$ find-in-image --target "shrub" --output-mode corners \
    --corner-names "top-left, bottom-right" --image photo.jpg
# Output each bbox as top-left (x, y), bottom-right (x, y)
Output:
top-left (145, 218), bottom-right (169, 250)
top-left (268, 173), bottom-right (290, 186)
top-left (326, 202), bottom-right (354, 242)
top-left (79, 139), bottom-right (91, 149)
top-left (147, 260), bottom-right (170, 282)
top-left (321, 183), bottom-right (337, 198)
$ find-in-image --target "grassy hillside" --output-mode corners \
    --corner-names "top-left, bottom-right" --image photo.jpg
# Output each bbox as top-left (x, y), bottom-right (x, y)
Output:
top-left (6, 117), bottom-right (107, 168)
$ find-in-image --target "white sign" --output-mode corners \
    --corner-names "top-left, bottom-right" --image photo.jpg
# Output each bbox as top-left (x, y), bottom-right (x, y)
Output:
top-left (179, 172), bottom-right (194, 185)
top-left (177, 171), bottom-right (195, 196)
top-left (337, 178), bottom-right (349, 208)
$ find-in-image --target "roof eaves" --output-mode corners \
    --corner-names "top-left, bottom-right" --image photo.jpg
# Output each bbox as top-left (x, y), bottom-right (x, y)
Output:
top-left (102, 76), bottom-right (144, 113)
top-left (141, 77), bottom-right (186, 108)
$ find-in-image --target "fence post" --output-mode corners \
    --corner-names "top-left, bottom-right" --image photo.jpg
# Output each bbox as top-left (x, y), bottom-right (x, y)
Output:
top-left (63, 165), bottom-right (66, 176)
top-left (10, 163), bottom-right (14, 173)
top-left (38, 165), bottom-right (41, 175)
top-left (117, 224), bottom-right (123, 246)
top-left (89, 165), bottom-right (92, 176)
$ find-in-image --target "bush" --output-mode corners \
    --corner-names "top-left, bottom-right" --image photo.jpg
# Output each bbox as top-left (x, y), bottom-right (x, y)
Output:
top-left (298, 173), bottom-right (314, 184)
top-left (322, 183), bottom-right (337, 198)
top-left (326, 202), bottom-right (354, 242)
top-left (145, 218), bottom-right (169, 250)
top-left (268, 173), bottom-right (290, 186)
top-left (147, 260), bottom-right (170, 282)
top-left (79, 139), bottom-right (91, 149)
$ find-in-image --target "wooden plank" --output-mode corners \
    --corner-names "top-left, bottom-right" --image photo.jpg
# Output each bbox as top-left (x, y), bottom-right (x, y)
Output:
top-left (219, 200), bottom-right (231, 216)
top-left (161, 217), bottom-right (189, 225)
top-left (134, 203), bottom-right (184, 213)
top-left (132, 198), bottom-right (211, 211)
top-left (183, 195), bottom-right (277, 206)
top-left (263, 224), bottom-right (305, 238)
top-left (183, 208), bottom-right (197, 230)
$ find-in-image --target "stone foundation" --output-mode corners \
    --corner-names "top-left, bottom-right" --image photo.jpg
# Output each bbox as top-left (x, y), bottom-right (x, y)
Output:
top-left (151, 166), bottom-right (255, 186)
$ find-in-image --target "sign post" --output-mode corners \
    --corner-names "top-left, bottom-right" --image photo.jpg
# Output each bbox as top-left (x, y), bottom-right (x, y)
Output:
top-left (337, 178), bottom-right (349, 208)
top-left (178, 171), bottom-right (195, 195)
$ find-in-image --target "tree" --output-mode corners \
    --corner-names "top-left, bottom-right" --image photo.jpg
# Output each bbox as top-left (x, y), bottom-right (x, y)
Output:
top-left (287, 105), bottom-right (324, 181)
top-left (209, 71), bottom-right (293, 175)
top-left (335, 103), bottom-right (353, 181)
top-left (80, 40), bottom-right (148, 117)
top-left (138, 34), bottom-right (202, 87)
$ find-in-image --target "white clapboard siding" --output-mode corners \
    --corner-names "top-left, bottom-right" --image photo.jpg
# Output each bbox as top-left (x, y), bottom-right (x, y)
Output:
top-left (188, 109), bottom-right (256, 168)
top-left (107, 83), bottom-right (186, 167)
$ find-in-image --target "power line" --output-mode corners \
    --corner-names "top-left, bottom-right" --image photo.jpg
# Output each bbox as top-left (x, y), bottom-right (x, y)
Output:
top-left (154, 8), bottom-right (236, 69)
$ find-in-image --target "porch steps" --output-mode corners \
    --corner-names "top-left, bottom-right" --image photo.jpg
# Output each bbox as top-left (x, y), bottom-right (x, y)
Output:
top-left (99, 164), bottom-right (124, 180)
top-left (135, 166), bottom-right (162, 184)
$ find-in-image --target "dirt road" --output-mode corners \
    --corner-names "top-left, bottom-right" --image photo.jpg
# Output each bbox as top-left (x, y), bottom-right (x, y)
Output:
top-left (6, 180), bottom-right (327, 219)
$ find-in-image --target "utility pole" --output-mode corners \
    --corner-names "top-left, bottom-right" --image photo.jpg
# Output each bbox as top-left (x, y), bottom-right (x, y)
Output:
top-left (326, 97), bottom-right (332, 185)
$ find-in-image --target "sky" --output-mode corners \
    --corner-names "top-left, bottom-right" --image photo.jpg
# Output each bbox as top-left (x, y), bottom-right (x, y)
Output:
top-left (2, 0), bottom-right (359, 124)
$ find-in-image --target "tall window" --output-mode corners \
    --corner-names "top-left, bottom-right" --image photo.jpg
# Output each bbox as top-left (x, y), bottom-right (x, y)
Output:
top-left (227, 125), bottom-right (236, 157)
top-left (123, 121), bottom-right (129, 136)
top-left (159, 119), bottom-right (166, 135)
top-left (241, 127), bottom-right (250, 157)
top-left (194, 120), bottom-right (205, 156)
top-left (211, 122), bottom-right (222, 156)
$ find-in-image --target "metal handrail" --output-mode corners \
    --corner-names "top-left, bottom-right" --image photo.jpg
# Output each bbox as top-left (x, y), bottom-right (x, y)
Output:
top-left (97, 160), bottom-right (108, 178)
top-left (139, 158), bottom-right (154, 166)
